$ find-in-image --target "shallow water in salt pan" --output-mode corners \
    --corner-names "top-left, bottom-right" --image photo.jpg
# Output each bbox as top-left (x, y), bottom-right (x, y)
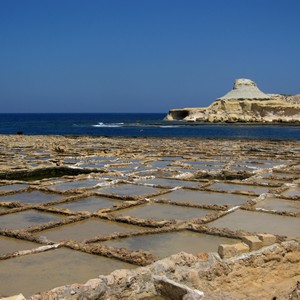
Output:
top-left (34, 218), bottom-right (142, 242)
top-left (209, 183), bottom-right (269, 194)
top-left (0, 235), bottom-right (39, 255)
top-left (0, 248), bottom-right (135, 297)
top-left (136, 178), bottom-right (200, 188)
top-left (54, 196), bottom-right (121, 212)
top-left (115, 203), bottom-right (212, 220)
top-left (282, 187), bottom-right (300, 198)
top-left (0, 191), bottom-right (62, 204)
top-left (0, 210), bottom-right (62, 230)
top-left (154, 189), bottom-right (252, 206)
top-left (0, 184), bottom-right (28, 191)
top-left (99, 184), bottom-right (162, 197)
top-left (254, 197), bottom-right (300, 213)
top-left (103, 230), bottom-right (239, 258)
top-left (208, 209), bottom-right (300, 237)
top-left (51, 179), bottom-right (103, 191)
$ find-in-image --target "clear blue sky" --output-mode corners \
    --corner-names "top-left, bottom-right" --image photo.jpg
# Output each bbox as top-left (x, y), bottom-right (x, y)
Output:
top-left (1, 0), bottom-right (299, 113)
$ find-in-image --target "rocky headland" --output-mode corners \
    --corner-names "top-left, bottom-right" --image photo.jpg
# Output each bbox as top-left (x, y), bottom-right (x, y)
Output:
top-left (165, 79), bottom-right (300, 123)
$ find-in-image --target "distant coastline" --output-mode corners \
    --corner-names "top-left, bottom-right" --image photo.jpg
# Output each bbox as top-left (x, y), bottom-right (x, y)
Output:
top-left (0, 113), bottom-right (299, 140)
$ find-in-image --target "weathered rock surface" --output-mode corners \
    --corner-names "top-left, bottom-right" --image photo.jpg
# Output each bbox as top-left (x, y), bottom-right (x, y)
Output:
top-left (165, 79), bottom-right (300, 123)
top-left (219, 78), bottom-right (271, 100)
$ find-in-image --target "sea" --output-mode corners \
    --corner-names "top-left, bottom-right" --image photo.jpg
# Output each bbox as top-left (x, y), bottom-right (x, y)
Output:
top-left (0, 113), bottom-right (299, 140)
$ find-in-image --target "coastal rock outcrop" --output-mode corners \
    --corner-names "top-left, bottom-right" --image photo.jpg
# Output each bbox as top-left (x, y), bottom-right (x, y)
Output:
top-left (165, 78), bottom-right (300, 123)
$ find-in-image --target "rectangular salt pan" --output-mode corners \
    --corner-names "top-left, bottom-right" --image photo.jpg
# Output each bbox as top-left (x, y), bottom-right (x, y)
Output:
top-left (208, 209), bottom-right (300, 238)
top-left (0, 191), bottom-right (62, 204)
top-left (99, 184), bottom-right (162, 196)
top-left (115, 203), bottom-right (212, 221)
top-left (209, 183), bottom-right (269, 194)
top-left (34, 218), bottom-right (143, 242)
top-left (0, 248), bottom-right (134, 297)
top-left (254, 198), bottom-right (300, 213)
top-left (0, 235), bottom-right (39, 255)
top-left (51, 179), bottom-right (104, 191)
top-left (0, 184), bottom-right (28, 191)
top-left (154, 189), bottom-right (252, 206)
top-left (54, 196), bottom-right (121, 212)
top-left (136, 178), bottom-right (200, 188)
top-left (0, 210), bottom-right (62, 230)
top-left (103, 231), bottom-right (239, 258)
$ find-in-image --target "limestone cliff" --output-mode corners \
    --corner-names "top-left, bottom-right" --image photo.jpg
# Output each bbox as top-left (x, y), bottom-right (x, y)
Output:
top-left (165, 79), bottom-right (300, 123)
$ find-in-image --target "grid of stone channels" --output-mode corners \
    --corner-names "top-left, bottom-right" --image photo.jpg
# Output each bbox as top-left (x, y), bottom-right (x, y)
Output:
top-left (0, 136), bottom-right (299, 296)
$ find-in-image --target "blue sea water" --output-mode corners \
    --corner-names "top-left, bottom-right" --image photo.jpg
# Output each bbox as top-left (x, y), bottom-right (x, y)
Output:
top-left (0, 113), bottom-right (299, 140)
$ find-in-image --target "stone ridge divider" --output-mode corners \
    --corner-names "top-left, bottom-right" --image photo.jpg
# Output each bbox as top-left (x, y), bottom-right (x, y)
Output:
top-left (84, 226), bottom-right (180, 244)
top-left (154, 198), bottom-right (229, 211)
top-left (62, 240), bottom-right (157, 266)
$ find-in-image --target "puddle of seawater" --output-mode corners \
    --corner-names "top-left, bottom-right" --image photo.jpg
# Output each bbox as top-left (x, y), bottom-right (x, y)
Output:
top-left (0, 235), bottom-right (39, 255)
top-left (185, 161), bottom-right (224, 171)
top-left (154, 189), bottom-right (252, 206)
top-left (209, 183), bottom-right (269, 194)
top-left (0, 210), bottom-right (63, 230)
top-left (0, 184), bottom-right (28, 191)
top-left (136, 178), bottom-right (200, 188)
top-left (28, 163), bottom-right (39, 167)
top-left (250, 178), bottom-right (284, 186)
top-left (171, 168), bottom-right (195, 174)
top-left (51, 179), bottom-right (104, 191)
top-left (115, 203), bottom-right (212, 220)
top-left (256, 160), bottom-right (288, 169)
top-left (228, 165), bottom-right (257, 172)
top-left (235, 161), bottom-right (262, 169)
top-left (78, 162), bottom-right (107, 168)
top-left (103, 230), bottom-right (239, 258)
top-left (42, 179), bottom-right (66, 185)
top-left (0, 247), bottom-right (135, 297)
top-left (254, 198), bottom-right (300, 213)
top-left (282, 187), bottom-right (300, 198)
top-left (0, 191), bottom-right (62, 204)
top-left (98, 184), bottom-right (162, 196)
top-left (54, 196), bottom-right (121, 212)
top-left (207, 209), bottom-right (300, 237)
top-left (148, 161), bottom-right (171, 168)
top-left (109, 164), bottom-right (141, 172)
top-left (183, 161), bottom-right (217, 166)
top-left (161, 157), bottom-right (183, 161)
top-left (34, 218), bottom-right (143, 242)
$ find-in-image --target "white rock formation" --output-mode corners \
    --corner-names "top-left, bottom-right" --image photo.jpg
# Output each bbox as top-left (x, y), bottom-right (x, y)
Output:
top-left (218, 78), bottom-right (271, 100)
top-left (165, 78), bottom-right (300, 123)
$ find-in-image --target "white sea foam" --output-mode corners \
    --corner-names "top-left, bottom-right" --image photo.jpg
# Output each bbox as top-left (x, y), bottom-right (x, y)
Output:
top-left (92, 122), bottom-right (124, 128)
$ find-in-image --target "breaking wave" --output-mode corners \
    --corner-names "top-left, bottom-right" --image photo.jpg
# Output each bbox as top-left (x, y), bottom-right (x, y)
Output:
top-left (92, 122), bottom-right (124, 128)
